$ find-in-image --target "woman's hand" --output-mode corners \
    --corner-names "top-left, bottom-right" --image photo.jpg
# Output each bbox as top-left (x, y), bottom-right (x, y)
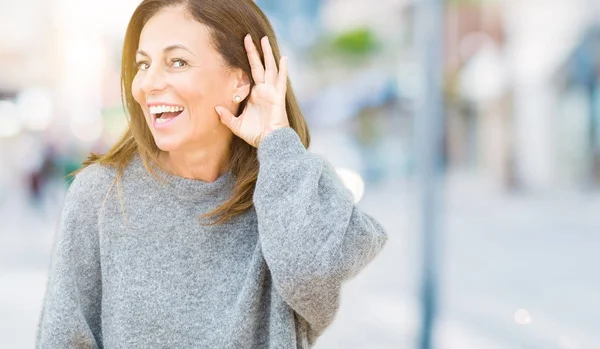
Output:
top-left (215, 34), bottom-right (290, 148)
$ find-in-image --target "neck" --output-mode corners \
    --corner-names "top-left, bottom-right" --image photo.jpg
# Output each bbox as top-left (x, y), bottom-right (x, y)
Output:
top-left (159, 139), bottom-right (232, 183)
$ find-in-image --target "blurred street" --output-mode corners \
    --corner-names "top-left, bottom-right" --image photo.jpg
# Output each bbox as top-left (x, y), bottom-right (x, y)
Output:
top-left (314, 170), bottom-right (600, 349)
top-left (2, 0), bottom-right (600, 347)
top-left (2, 142), bottom-right (599, 348)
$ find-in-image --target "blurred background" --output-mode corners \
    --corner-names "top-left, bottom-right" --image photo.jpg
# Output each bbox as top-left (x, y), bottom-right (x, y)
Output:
top-left (1, 0), bottom-right (599, 348)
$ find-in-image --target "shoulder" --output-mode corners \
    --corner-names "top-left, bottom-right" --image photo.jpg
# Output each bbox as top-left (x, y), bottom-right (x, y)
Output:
top-left (64, 163), bottom-right (117, 210)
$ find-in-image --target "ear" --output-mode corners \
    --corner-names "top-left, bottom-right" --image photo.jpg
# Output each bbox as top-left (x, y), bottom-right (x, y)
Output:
top-left (232, 68), bottom-right (250, 100)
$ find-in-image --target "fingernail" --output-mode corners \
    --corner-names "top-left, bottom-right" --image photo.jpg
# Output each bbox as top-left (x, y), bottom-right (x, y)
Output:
top-left (214, 106), bottom-right (222, 115)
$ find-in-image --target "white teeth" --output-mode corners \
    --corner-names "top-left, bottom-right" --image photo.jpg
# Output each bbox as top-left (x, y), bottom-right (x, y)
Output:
top-left (156, 117), bottom-right (170, 124)
top-left (149, 105), bottom-right (184, 115)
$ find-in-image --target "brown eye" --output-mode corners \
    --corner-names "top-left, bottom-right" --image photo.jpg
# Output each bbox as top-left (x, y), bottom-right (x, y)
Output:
top-left (136, 61), bottom-right (150, 70)
top-left (171, 59), bottom-right (188, 68)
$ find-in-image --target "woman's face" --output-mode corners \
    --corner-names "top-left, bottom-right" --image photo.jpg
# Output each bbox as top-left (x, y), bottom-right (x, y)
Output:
top-left (131, 6), bottom-right (240, 152)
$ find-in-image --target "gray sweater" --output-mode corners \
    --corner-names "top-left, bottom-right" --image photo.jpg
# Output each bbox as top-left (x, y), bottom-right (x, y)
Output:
top-left (35, 128), bottom-right (387, 349)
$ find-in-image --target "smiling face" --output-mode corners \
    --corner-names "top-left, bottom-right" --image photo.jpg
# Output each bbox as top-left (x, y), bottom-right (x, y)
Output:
top-left (131, 6), bottom-right (246, 153)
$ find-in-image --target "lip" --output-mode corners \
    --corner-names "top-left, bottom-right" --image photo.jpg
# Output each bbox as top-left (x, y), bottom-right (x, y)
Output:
top-left (146, 102), bottom-right (185, 130)
top-left (152, 113), bottom-right (180, 129)
top-left (152, 110), bottom-right (186, 130)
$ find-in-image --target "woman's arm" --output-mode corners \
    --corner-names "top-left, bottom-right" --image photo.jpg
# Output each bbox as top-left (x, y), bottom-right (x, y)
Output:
top-left (253, 127), bottom-right (388, 341)
top-left (35, 165), bottom-right (108, 349)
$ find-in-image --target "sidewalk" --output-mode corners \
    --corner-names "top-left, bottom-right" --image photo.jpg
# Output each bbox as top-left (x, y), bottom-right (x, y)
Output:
top-left (1, 171), bottom-right (599, 348)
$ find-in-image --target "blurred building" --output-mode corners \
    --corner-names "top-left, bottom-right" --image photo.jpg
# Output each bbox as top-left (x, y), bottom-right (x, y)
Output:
top-left (256, 0), bottom-right (322, 51)
top-left (554, 26), bottom-right (600, 188)
top-left (443, 0), bottom-right (600, 192)
top-left (1, 1), bottom-right (600, 349)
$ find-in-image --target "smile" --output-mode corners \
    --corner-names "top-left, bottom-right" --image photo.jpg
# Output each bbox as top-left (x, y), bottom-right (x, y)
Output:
top-left (148, 104), bottom-right (185, 128)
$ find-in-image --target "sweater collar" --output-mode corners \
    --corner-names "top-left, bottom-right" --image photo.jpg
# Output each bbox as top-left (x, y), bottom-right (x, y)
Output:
top-left (129, 154), bottom-right (235, 202)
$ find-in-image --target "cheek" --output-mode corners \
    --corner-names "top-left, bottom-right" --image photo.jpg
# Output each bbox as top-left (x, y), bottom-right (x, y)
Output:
top-left (181, 84), bottom-right (224, 116)
top-left (130, 76), bottom-right (152, 127)
top-left (184, 70), bottom-right (231, 104)
top-left (184, 87), bottom-right (226, 128)
top-left (131, 76), bottom-right (143, 103)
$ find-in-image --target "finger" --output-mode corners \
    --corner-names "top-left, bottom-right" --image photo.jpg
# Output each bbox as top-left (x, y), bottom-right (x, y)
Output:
top-left (244, 34), bottom-right (265, 84)
top-left (276, 56), bottom-right (288, 97)
top-left (215, 106), bottom-right (241, 134)
top-left (261, 36), bottom-right (277, 85)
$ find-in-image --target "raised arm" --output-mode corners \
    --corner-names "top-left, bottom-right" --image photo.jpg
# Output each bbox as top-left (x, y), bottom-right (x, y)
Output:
top-left (253, 128), bottom-right (388, 342)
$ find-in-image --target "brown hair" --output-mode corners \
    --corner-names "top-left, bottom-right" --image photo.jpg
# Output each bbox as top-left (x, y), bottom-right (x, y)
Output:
top-left (81, 0), bottom-right (310, 224)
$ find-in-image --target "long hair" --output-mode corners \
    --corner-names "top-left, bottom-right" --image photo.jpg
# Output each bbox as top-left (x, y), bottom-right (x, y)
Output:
top-left (81, 0), bottom-right (310, 224)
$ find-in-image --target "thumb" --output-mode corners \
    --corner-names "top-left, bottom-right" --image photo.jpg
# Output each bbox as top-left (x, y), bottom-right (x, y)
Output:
top-left (215, 106), bottom-right (240, 134)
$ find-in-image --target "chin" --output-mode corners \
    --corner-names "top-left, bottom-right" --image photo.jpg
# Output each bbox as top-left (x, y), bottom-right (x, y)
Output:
top-left (153, 136), bottom-right (184, 153)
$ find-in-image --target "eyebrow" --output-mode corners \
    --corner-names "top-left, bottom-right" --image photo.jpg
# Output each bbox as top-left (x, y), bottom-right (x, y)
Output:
top-left (136, 44), bottom-right (195, 57)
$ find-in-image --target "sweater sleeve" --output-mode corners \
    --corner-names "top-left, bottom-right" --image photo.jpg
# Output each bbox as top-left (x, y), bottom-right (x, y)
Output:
top-left (35, 165), bottom-right (108, 349)
top-left (254, 128), bottom-right (388, 341)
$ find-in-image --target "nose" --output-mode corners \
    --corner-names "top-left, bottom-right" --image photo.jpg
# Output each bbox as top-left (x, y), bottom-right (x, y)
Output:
top-left (140, 66), bottom-right (168, 94)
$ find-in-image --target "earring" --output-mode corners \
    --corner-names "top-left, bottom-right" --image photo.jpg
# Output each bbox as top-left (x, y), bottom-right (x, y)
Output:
top-left (234, 95), bottom-right (241, 103)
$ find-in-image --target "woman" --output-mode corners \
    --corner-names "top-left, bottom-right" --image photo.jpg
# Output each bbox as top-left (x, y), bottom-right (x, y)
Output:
top-left (35, 0), bottom-right (387, 348)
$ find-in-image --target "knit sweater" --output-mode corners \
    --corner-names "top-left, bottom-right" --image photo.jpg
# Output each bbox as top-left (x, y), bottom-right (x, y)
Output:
top-left (35, 128), bottom-right (388, 349)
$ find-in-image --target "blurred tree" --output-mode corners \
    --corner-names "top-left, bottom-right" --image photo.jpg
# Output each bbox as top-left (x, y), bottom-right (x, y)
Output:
top-left (310, 26), bottom-right (381, 66)
top-left (331, 27), bottom-right (379, 56)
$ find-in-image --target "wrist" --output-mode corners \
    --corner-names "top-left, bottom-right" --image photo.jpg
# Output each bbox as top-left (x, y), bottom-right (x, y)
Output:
top-left (260, 124), bottom-right (290, 145)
